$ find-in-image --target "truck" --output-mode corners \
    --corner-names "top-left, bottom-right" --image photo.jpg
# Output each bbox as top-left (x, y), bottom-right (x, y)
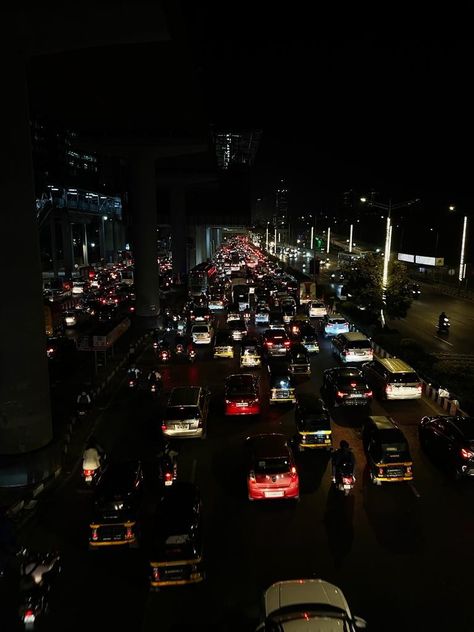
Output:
top-left (299, 281), bottom-right (317, 304)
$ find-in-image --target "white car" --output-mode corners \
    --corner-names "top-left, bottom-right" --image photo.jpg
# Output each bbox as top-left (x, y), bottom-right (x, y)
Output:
top-left (309, 300), bottom-right (327, 318)
top-left (191, 323), bottom-right (214, 344)
top-left (256, 578), bottom-right (367, 631)
top-left (72, 281), bottom-right (86, 295)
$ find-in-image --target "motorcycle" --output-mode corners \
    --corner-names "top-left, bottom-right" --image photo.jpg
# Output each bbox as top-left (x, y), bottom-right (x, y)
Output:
top-left (82, 449), bottom-right (107, 487)
top-left (334, 466), bottom-right (355, 496)
top-left (159, 347), bottom-right (171, 362)
top-left (437, 317), bottom-right (450, 335)
top-left (188, 348), bottom-right (196, 363)
top-left (17, 548), bottom-right (61, 630)
top-left (160, 450), bottom-right (178, 487)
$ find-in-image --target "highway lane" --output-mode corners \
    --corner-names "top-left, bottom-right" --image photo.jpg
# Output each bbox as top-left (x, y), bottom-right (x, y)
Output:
top-left (18, 317), bottom-right (474, 632)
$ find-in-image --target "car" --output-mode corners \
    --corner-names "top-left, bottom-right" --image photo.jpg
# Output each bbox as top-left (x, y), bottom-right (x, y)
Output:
top-left (227, 319), bottom-right (247, 341)
top-left (212, 330), bottom-right (235, 359)
top-left (299, 322), bottom-right (319, 354)
top-left (268, 309), bottom-right (285, 329)
top-left (288, 343), bottom-right (311, 376)
top-left (332, 332), bottom-right (373, 363)
top-left (226, 303), bottom-right (241, 322)
top-left (293, 393), bottom-right (332, 451)
top-left (282, 304), bottom-right (296, 324)
top-left (224, 373), bottom-right (260, 415)
top-left (419, 415), bottom-right (474, 480)
top-left (321, 367), bottom-right (373, 407)
top-left (267, 360), bottom-right (296, 404)
top-left (323, 314), bottom-right (350, 337)
top-left (147, 482), bottom-right (204, 588)
top-left (362, 416), bottom-right (414, 484)
top-left (240, 336), bottom-right (262, 368)
top-left (208, 294), bottom-right (227, 311)
top-left (89, 460), bottom-right (144, 549)
top-left (362, 357), bottom-right (422, 400)
top-left (245, 433), bottom-right (299, 501)
top-left (308, 300), bottom-right (327, 318)
top-left (191, 323), bottom-right (214, 345)
top-left (261, 328), bottom-right (291, 357)
top-left (255, 306), bottom-right (270, 325)
top-left (256, 578), bottom-right (367, 631)
top-left (72, 281), bottom-right (87, 295)
top-left (63, 311), bottom-right (78, 327)
top-left (188, 306), bottom-right (211, 322)
top-left (161, 386), bottom-right (211, 439)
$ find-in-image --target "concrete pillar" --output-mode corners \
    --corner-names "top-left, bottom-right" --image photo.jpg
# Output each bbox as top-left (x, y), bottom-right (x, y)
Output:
top-left (104, 218), bottom-right (114, 262)
top-left (129, 152), bottom-right (160, 328)
top-left (50, 214), bottom-right (59, 277)
top-left (195, 225), bottom-right (207, 265)
top-left (113, 219), bottom-right (125, 255)
top-left (0, 49), bottom-right (53, 457)
top-left (99, 215), bottom-right (106, 261)
top-left (61, 215), bottom-right (75, 279)
top-left (206, 226), bottom-right (212, 258)
top-left (82, 223), bottom-right (89, 266)
top-left (170, 188), bottom-right (188, 276)
top-left (215, 227), bottom-right (222, 250)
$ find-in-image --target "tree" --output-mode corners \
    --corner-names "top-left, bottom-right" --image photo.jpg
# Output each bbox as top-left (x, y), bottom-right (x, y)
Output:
top-left (341, 253), bottom-right (412, 323)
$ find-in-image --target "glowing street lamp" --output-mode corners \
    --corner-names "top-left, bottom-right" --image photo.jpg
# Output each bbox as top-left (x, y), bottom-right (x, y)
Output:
top-left (326, 226), bottom-right (331, 254)
top-left (459, 215), bottom-right (468, 282)
top-left (349, 224), bottom-right (353, 253)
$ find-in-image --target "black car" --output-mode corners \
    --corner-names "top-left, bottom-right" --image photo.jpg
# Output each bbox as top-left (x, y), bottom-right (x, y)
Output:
top-left (321, 367), bottom-right (373, 407)
top-left (419, 415), bottom-right (474, 480)
top-left (89, 460), bottom-right (144, 549)
top-left (362, 416), bottom-right (413, 484)
top-left (299, 322), bottom-right (320, 354)
top-left (267, 359), bottom-right (296, 404)
top-left (146, 482), bottom-right (204, 588)
top-left (293, 392), bottom-right (332, 451)
top-left (268, 310), bottom-right (285, 329)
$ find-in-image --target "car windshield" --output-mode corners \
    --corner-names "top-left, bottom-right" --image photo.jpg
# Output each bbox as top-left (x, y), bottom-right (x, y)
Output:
top-left (227, 377), bottom-right (254, 394)
top-left (165, 406), bottom-right (200, 420)
top-left (329, 319), bottom-right (347, 325)
top-left (299, 415), bottom-right (329, 430)
top-left (347, 340), bottom-right (371, 349)
top-left (192, 325), bottom-right (209, 333)
top-left (389, 372), bottom-right (419, 384)
top-left (255, 457), bottom-right (290, 474)
top-left (381, 443), bottom-right (411, 462)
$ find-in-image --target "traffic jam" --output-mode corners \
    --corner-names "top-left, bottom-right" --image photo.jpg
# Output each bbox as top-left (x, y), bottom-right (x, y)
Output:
top-left (20, 235), bottom-right (474, 631)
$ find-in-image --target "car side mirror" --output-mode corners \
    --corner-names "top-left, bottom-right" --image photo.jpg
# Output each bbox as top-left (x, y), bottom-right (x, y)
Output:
top-left (353, 616), bottom-right (367, 630)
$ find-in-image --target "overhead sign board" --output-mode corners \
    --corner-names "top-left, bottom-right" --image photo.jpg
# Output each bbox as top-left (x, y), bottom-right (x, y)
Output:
top-left (415, 255), bottom-right (444, 267)
top-left (398, 253), bottom-right (415, 263)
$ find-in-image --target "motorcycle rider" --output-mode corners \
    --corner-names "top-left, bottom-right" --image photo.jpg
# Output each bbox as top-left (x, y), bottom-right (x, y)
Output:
top-left (127, 365), bottom-right (142, 381)
top-left (331, 440), bottom-right (356, 483)
top-left (76, 390), bottom-right (92, 413)
top-left (82, 437), bottom-right (106, 472)
top-left (438, 311), bottom-right (449, 331)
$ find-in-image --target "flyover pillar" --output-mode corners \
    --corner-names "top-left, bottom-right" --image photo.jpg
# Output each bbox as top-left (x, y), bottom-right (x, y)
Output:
top-left (129, 152), bottom-right (160, 328)
top-left (0, 50), bottom-right (53, 458)
top-left (82, 223), bottom-right (89, 266)
top-left (170, 187), bottom-right (188, 278)
top-left (61, 215), bottom-right (75, 278)
top-left (194, 225), bottom-right (207, 265)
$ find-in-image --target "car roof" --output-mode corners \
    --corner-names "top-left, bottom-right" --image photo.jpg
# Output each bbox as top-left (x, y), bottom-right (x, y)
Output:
top-left (374, 357), bottom-right (417, 373)
top-left (337, 332), bottom-right (369, 342)
top-left (327, 367), bottom-right (362, 378)
top-left (168, 386), bottom-right (201, 406)
top-left (366, 415), bottom-right (399, 432)
top-left (296, 392), bottom-right (327, 412)
top-left (246, 433), bottom-right (288, 457)
top-left (226, 373), bottom-right (255, 387)
top-left (96, 460), bottom-right (141, 496)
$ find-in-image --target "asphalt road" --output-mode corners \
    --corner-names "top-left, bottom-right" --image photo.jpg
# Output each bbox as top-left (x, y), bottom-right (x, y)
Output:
top-left (16, 312), bottom-right (474, 632)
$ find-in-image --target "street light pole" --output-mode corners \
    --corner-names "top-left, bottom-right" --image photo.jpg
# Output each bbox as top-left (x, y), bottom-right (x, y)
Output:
top-left (459, 215), bottom-right (468, 283)
top-left (265, 223), bottom-right (269, 251)
top-left (349, 224), bottom-right (353, 254)
top-left (326, 226), bottom-right (331, 254)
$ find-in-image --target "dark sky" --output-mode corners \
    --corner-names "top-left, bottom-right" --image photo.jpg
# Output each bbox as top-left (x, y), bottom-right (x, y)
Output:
top-left (180, 6), bottom-right (473, 215)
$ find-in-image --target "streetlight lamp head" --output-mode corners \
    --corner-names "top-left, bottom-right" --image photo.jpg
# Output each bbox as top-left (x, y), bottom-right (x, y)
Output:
top-left (103, 215), bottom-right (108, 220)
top-left (449, 205), bottom-right (456, 212)
top-left (360, 197), bottom-right (367, 203)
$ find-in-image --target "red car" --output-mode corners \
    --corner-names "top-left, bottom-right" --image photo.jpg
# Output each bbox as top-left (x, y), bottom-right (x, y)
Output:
top-left (224, 373), bottom-right (260, 416)
top-left (245, 433), bottom-right (299, 501)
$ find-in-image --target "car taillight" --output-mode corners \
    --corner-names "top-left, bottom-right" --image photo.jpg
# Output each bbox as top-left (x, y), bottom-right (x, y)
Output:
top-left (83, 469), bottom-right (94, 477)
top-left (385, 385), bottom-right (393, 394)
top-left (152, 567), bottom-right (160, 581)
top-left (343, 350), bottom-right (349, 355)
top-left (460, 448), bottom-right (474, 460)
top-left (164, 471), bottom-right (173, 482)
top-left (378, 467), bottom-right (384, 476)
top-left (406, 465), bottom-right (412, 474)
top-left (129, 380), bottom-right (134, 386)
top-left (266, 341), bottom-right (273, 347)
top-left (91, 527), bottom-right (98, 541)
top-left (290, 466), bottom-right (298, 479)
top-left (365, 390), bottom-right (373, 398)
top-left (125, 526), bottom-right (133, 540)
top-left (23, 610), bottom-right (35, 623)
top-left (342, 476), bottom-right (352, 484)
top-left (161, 424), bottom-right (167, 431)
top-left (336, 391), bottom-right (347, 398)
top-left (284, 340), bottom-right (291, 347)
top-left (249, 470), bottom-right (256, 483)
top-left (417, 383), bottom-right (423, 393)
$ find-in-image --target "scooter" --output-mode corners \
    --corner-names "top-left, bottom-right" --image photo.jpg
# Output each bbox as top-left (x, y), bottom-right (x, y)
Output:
top-left (437, 317), bottom-right (450, 335)
top-left (17, 549), bottom-right (61, 630)
top-left (334, 467), bottom-right (355, 496)
top-left (188, 348), bottom-right (196, 363)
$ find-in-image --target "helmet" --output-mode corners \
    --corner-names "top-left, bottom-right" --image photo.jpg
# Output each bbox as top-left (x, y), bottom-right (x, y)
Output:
top-left (340, 440), bottom-right (349, 450)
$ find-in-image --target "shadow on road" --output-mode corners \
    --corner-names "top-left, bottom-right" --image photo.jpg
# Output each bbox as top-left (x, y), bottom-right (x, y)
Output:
top-left (323, 485), bottom-right (355, 569)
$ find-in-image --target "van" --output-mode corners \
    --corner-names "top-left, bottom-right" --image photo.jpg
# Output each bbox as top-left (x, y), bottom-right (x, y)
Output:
top-left (332, 332), bottom-right (373, 363)
top-left (362, 416), bottom-right (414, 484)
top-left (362, 357), bottom-right (422, 400)
top-left (161, 386), bottom-right (211, 439)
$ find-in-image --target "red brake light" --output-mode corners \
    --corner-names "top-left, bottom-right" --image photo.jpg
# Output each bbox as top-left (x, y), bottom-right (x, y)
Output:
top-left (365, 390), bottom-right (373, 398)
top-left (460, 448), bottom-right (474, 460)
top-left (91, 527), bottom-right (98, 541)
top-left (266, 341), bottom-right (273, 347)
top-left (342, 476), bottom-right (352, 484)
top-left (350, 382), bottom-right (357, 387)
top-left (153, 567), bottom-right (160, 581)
top-left (378, 467), bottom-right (384, 476)
top-left (165, 471), bottom-right (172, 482)
top-left (284, 340), bottom-right (291, 347)
top-left (161, 424), bottom-right (167, 431)
top-left (83, 469), bottom-right (94, 477)
top-left (125, 526), bottom-right (133, 540)
top-left (385, 385), bottom-right (393, 393)
top-left (24, 610), bottom-right (35, 623)
top-left (290, 466), bottom-right (297, 477)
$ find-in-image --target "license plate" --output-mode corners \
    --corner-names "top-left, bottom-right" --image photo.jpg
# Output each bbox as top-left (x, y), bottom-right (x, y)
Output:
top-left (85, 475), bottom-right (92, 482)
top-left (278, 391), bottom-right (289, 398)
top-left (343, 484), bottom-right (351, 489)
top-left (265, 490), bottom-right (284, 498)
top-left (236, 402), bottom-right (248, 407)
top-left (175, 423), bottom-right (189, 430)
top-left (348, 394), bottom-right (359, 398)
top-left (164, 480), bottom-right (173, 486)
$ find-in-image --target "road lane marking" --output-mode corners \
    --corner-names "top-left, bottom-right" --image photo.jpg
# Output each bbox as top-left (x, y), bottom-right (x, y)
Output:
top-left (190, 458), bottom-right (197, 483)
top-left (431, 335), bottom-right (454, 347)
top-left (409, 482), bottom-right (421, 498)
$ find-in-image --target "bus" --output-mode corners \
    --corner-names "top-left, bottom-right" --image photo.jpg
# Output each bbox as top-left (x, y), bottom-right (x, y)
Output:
top-left (188, 261), bottom-right (217, 297)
